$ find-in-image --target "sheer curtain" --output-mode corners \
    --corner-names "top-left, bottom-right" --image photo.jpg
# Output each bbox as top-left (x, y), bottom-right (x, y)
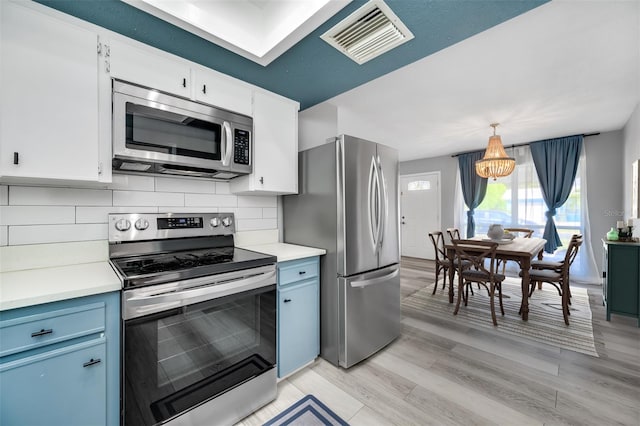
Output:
top-left (454, 144), bottom-right (599, 284)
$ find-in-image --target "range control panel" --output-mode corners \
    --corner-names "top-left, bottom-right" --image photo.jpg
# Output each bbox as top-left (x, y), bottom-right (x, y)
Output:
top-left (109, 213), bottom-right (235, 242)
top-left (233, 129), bottom-right (251, 165)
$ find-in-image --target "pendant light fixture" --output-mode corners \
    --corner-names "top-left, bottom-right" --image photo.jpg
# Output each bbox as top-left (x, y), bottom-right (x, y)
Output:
top-left (475, 123), bottom-right (516, 180)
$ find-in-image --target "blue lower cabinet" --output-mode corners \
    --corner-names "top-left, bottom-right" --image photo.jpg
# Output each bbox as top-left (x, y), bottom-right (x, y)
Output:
top-left (0, 292), bottom-right (120, 426)
top-left (277, 257), bottom-right (320, 378)
top-left (0, 339), bottom-right (107, 426)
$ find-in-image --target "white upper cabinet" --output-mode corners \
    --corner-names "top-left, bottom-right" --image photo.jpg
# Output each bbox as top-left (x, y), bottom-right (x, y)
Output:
top-left (230, 91), bottom-right (299, 195)
top-left (193, 67), bottom-right (252, 117)
top-left (108, 38), bottom-right (191, 98)
top-left (0, 1), bottom-right (108, 183)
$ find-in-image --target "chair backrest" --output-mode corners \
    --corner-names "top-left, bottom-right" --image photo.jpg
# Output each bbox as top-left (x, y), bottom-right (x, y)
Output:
top-left (565, 234), bottom-right (583, 268)
top-left (451, 239), bottom-right (499, 276)
top-left (504, 227), bottom-right (534, 238)
top-left (428, 232), bottom-right (447, 262)
top-left (446, 228), bottom-right (461, 242)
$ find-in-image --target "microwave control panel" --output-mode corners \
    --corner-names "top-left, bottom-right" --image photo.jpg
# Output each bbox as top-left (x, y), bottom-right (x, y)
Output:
top-left (233, 129), bottom-right (251, 165)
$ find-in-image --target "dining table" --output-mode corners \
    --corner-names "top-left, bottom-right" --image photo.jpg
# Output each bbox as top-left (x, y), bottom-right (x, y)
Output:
top-left (444, 236), bottom-right (547, 321)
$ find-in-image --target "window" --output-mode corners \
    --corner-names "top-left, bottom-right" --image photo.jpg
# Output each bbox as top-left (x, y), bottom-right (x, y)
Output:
top-left (407, 180), bottom-right (431, 191)
top-left (474, 148), bottom-right (581, 249)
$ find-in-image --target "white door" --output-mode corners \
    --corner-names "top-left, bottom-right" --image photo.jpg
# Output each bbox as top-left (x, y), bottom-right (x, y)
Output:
top-left (400, 173), bottom-right (440, 259)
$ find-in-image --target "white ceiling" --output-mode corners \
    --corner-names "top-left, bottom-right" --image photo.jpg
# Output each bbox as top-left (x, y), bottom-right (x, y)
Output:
top-left (318, 0), bottom-right (640, 161)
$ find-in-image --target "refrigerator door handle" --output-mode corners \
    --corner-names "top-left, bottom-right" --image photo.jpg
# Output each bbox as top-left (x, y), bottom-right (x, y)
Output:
top-left (368, 156), bottom-right (380, 251)
top-left (350, 268), bottom-right (399, 288)
top-left (377, 155), bottom-right (388, 248)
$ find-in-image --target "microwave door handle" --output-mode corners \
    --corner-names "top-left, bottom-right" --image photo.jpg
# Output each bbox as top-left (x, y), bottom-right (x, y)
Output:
top-left (221, 121), bottom-right (233, 166)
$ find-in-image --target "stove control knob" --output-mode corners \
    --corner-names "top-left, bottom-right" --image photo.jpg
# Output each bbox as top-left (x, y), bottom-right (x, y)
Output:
top-left (135, 218), bottom-right (149, 231)
top-left (222, 217), bottom-right (233, 227)
top-left (115, 219), bottom-right (131, 232)
top-left (210, 217), bottom-right (221, 228)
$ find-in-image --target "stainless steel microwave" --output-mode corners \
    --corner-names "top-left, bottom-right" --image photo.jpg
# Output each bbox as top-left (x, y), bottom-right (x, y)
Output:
top-left (112, 80), bottom-right (252, 179)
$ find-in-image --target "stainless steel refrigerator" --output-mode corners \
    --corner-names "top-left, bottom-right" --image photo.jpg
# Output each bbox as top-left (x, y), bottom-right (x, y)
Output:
top-left (283, 134), bottom-right (400, 368)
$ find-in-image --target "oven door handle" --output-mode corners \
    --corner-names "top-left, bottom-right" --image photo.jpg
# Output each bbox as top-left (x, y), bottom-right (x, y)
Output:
top-left (123, 269), bottom-right (276, 319)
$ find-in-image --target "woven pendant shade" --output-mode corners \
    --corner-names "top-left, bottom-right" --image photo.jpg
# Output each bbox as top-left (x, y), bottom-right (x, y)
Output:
top-left (475, 124), bottom-right (515, 180)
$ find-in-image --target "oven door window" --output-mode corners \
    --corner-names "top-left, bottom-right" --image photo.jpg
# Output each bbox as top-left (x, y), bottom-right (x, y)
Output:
top-left (123, 285), bottom-right (276, 425)
top-left (125, 102), bottom-right (221, 160)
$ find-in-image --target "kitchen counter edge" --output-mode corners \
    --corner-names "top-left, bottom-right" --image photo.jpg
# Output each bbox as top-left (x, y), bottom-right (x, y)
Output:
top-left (0, 261), bottom-right (121, 312)
top-left (238, 243), bottom-right (326, 262)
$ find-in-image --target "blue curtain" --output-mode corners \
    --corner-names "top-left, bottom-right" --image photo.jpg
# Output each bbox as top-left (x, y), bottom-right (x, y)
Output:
top-left (458, 151), bottom-right (488, 237)
top-left (530, 135), bottom-right (583, 253)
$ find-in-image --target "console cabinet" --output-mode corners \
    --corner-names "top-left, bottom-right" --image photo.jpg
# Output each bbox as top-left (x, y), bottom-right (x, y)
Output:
top-left (277, 257), bottom-right (319, 378)
top-left (602, 240), bottom-right (640, 326)
top-left (0, 292), bottom-right (120, 425)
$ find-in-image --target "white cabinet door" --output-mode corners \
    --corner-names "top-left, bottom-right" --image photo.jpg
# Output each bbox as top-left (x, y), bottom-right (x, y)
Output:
top-left (109, 38), bottom-right (191, 98)
top-left (230, 91), bottom-right (299, 195)
top-left (193, 68), bottom-right (252, 116)
top-left (0, 2), bottom-right (101, 182)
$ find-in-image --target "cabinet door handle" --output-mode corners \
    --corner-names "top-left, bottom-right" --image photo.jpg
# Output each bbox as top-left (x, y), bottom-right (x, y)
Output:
top-left (182, 78), bottom-right (187, 88)
top-left (259, 176), bottom-right (264, 184)
top-left (13, 152), bottom-right (19, 165)
top-left (83, 358), bottom-right (102, 368)
top-left (202, 84), bottom-right (206, 94)
top-left (283, 298), bottom-right (292, 303)
top-left (299, 271), bottom-right (306, 275)
top-left (31, 328), bottom-right (53, 338)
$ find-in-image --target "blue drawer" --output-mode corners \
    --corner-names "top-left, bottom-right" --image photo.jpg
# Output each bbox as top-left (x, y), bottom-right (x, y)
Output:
top-left (278, 258), bottom-right (319, 287)
top-left (0, 302), bottom-right (105, 357)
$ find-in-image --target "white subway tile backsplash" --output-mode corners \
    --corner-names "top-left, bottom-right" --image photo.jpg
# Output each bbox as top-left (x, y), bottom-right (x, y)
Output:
top-left (0, 186), bottom-right (8, 205)
top-left (76, 206), bottom-right (159, 223)
top-left (215, 182), bottom-right (230, 194)
top-left (9, 224), bottom-right (108, 245)
top-left (235, 208), bottom-right (263, 219)
top-left (10, 186), bottom-right (112, 206)
top-left (113, 190), bottom-right (184, 207)
top-left (2, 178), bottom-right (281, 246)
top-left (262, 208), bottom-right (277, 219)
top-left (156, 177), bottom-right (216, 194)
top-left (185, 193), bottom-right (237, 207)
top-left (108, 174), bottom-right (155, 191)
top-left (237, 195), bottom-right (277, 208)
top-left (158, 207), bottom-right (219, 214)
top-left (236, 218), bottom-right (277, 232)
top-left (0, 206), bottom-right (75, 226)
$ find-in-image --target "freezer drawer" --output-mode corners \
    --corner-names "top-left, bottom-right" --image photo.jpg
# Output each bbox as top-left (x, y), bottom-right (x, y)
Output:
top-left (338, 264), bottom-right (400, 368)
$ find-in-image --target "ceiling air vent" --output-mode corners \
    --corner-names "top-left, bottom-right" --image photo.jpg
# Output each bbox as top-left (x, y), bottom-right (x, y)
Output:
top-left (320, 0), bottom-right (414, 65)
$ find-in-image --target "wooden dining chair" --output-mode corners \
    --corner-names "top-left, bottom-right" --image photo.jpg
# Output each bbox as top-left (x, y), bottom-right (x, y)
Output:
top-left (504, 228), bottom-right (534, 238)
top-left (530, 234), bottom-right (583, 303)
top-left (428, 232), bottom-right (450, 294)
top-left (446, 228), bottom-right (461, 242)
top-left (451, 239), bottom-right (506, 326)
top-left (428, 232), bottom-right (472, 296)
top-left (531, 234), bottom-right (582, 271)
top-left (523, 235), bottom-right (583, 325)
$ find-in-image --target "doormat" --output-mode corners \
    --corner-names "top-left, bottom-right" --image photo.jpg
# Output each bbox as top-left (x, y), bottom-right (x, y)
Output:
top-left (263, 395), bottom-right (349, 426)
top-left (403, 277), bottom-right (599, 357)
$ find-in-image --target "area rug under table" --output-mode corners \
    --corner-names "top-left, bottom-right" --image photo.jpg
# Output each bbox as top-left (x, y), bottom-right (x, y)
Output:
top-left (403, 277), bottom-right (599, 357)
top-left (263, 395), bottom-right (349, 426)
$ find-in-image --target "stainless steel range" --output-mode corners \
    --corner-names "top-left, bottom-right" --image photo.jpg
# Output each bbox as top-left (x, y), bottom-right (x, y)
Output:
top-left (108, 213), bottom-right (277, 426)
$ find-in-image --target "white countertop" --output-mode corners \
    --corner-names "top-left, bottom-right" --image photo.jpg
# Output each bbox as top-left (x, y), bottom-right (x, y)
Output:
top-left (0, 261), bottom-right (122, 311)
top-left (0, 239), bottom-right (324, 312)
top-left (239, 242), bottom-right (326, 262)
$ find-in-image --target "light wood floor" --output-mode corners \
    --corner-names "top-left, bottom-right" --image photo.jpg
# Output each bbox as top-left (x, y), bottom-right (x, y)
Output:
top-left (238, 257), bottom-right (640, 426)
